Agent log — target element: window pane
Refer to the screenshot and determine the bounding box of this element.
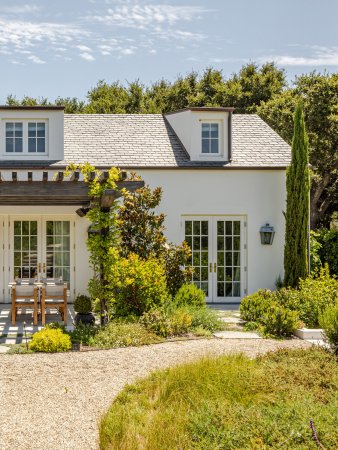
[225,221,232,235]
[233,252,240,266]
[201,236,208,250]
[201,123,210,138]
[37,123,45,137]
[233,221,240,235]
[62,221,70,234]
[193,251,200,266]
[6,123,14,136]
[37,138,45,153]
[210,139,219,153]
[14,236,21,250]
[15,122,22,137]
[28,138,36,152]
[6,138,13,152]
[202,139,209,153]
[185,221,192,235]
[201,221,208,235]
[210,123,219,138]
[193,221,200,235]
[15,138,23,152]
[201,251,208,266]
[217,221,224,235]
[234,236,240,251]
[225,283,232,297]
[28,123,36,137]
[233,283,240,297]
[217,251,224,266]
[226,267,232,282]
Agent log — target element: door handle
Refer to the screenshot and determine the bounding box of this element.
[214,262,217,272]
[38,263,41,273]
[209,262,212,273]
[43,263,46,273]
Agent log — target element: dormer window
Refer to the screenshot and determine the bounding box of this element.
[28,122,46,153]
[4,120,47,154]
[6,123,23,153]
[202,123,219,154]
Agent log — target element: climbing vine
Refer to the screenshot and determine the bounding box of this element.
[66,163,122,324]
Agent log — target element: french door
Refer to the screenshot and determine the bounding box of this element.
[184,216,246,303]
[10,216,74,294]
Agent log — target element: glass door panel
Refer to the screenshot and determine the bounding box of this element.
[215,219,242,302]
[184,219,210,299]
[45,220,71,287]
[13,220,38,279]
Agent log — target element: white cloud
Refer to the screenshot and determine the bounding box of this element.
[76,44,92,52]
[80,52,95,61]
[27,54,46,64]
[261,46,338,66]
[120,48,134,55]
[0,4,40,14]
[87,4,209,29]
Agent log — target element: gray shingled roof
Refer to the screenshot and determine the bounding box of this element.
[0,114,291,169]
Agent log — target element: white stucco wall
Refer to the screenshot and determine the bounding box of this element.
[0,169,286,303]
[136,169,286,295]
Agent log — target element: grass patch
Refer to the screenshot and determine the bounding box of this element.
[100,348,338,449]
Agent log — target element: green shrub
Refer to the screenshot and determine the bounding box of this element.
[6,344,33,354]
[69,323,99,345]
[239,289,273,322]
[141,305,223,337]
[74,294,92,314]
[174,284,205,308]
[140,307,192,337]
[319,303,338,354]
[261,304,299,337]
[277,266,338,327]
[89,322,163,349]
[162,242,193,297]
[108,251,168,316]
[29,328,72,353]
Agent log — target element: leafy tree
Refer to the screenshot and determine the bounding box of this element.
[118,185,192,296]
[85,80,129,113]
[284,104,310,287]
[118,186,166,258]
[258,72,338,227]
[55,96,86,113]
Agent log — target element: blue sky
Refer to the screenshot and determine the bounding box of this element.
[0,0,337,102]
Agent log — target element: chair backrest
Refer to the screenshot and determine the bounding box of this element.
[42,277,63,285]
[15,278,36,285]
[14,283,36,297]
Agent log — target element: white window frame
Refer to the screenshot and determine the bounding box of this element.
[1,119,49,157]
[200,120,222,157]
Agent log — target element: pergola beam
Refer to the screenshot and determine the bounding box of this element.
[0,180,144,205]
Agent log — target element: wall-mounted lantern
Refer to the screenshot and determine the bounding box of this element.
[260,223,275,245]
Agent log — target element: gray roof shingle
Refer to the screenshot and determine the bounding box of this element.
[0,113,291,169]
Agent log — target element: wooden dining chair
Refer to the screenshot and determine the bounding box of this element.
[41,281,68,326]
[11,279,38,326]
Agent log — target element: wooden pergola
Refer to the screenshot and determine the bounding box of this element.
[0,171,144,209]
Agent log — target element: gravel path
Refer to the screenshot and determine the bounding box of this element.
[0,338,311,450]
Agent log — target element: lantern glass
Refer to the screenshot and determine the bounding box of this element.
[260,224,275,245]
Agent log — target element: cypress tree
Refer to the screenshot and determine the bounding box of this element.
[284,104,310,287]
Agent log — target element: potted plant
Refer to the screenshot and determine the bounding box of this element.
[74,294,95,326]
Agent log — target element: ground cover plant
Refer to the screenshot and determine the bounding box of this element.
[319,302,338,354]
[99,348,338,450]
[89,321,163,349]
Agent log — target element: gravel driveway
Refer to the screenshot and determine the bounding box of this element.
[0,338,311,450]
